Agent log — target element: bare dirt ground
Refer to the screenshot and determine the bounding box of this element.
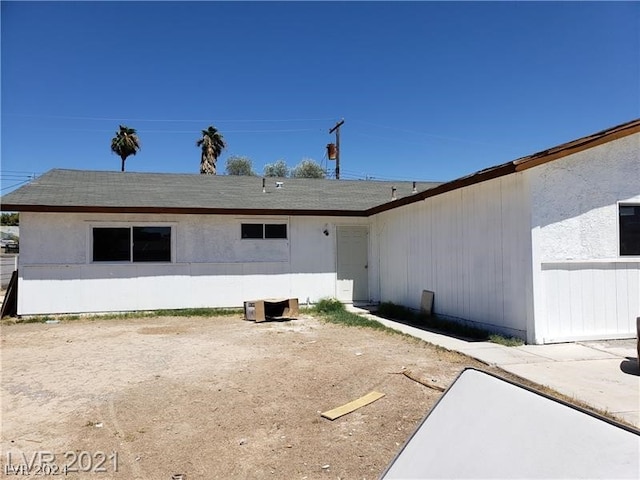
[2,313,506,479]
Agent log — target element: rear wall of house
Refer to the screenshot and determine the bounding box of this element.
[16,213,368,315]
[370,173,533,340]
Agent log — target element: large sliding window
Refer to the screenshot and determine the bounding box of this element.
[92,226,172,262]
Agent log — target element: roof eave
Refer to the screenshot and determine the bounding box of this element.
[367,162,516,215]
[369,118,640,215]
[2,204,370,217]
[513,118,640,172]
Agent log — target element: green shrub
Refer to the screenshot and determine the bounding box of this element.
[312,298,397,333]
[314,298,345,314]
[488,334,524,346]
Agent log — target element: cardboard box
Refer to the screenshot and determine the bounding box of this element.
[244,298,299,322]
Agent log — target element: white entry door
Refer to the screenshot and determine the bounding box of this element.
[336,226,369,302]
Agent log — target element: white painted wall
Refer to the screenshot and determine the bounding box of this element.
[17,212,367,315]
[528,133,640,342]
[371,174,533,338]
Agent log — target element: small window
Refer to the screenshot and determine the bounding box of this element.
[133,227,171,262]
[265,224,287,239]
[241,224,264,239]
[93,228,130,261]
[241,223,287,239]
[620,205,640,256]
[92,226,172,262]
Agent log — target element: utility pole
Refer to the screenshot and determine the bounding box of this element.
[329,119,344,179]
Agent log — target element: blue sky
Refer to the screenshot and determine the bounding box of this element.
[2,1,638,194]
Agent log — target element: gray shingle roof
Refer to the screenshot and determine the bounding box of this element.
[1,169,441,215]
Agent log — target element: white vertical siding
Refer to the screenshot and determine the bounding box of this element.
[371,174,532,338]
[529,133,640,342]
[539,262,640,342]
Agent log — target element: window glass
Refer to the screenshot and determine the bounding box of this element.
[93,228,130,261]
[133,227,171,262]
[241,224,264,239]
[620,205,640,255]
[265,224,287,239]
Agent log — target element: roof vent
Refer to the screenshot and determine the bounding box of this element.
[275,181,284,189]
[262,178,266,193]
[412,181,417,194]
[391,186,397,200]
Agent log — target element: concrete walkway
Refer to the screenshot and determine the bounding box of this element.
[347,307,640,429]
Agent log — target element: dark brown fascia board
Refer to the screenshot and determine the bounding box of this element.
[1,204,370,217]
[513,118,640,172]
[366,162,516,216]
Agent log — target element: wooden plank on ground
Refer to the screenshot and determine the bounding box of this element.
[321,391,385,420]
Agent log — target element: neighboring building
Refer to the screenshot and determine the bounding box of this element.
[2,119,639,344]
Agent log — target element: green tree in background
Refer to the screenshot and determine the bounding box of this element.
[197,126,226,175]
[225,156,256,176]
[1,213,19,225]
[263,159,290,177]
[291,158,326,178]
[111,125,141,172]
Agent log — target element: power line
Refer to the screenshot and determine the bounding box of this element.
[13,127,323,135]
[6,113,336,124]
[1,179,32,192]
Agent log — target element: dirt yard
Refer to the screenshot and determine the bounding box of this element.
[2,313,499,479]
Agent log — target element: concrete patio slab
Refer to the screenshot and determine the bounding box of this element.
[580,339,638,359]
[516,343,622,361]
[501,358,639,425]
[458,345,553,365]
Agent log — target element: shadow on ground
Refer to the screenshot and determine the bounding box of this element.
[357,306,487,343]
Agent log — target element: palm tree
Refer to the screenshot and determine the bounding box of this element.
[197,126,226,175]
[111,125,140,172]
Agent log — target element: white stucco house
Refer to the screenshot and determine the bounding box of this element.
[2,118,639,344]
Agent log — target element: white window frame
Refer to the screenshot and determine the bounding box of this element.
[618,203,640,257]
[240,221,289,240]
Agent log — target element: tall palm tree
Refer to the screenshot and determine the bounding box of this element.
[111,125,141,172]
[197,126,226,175]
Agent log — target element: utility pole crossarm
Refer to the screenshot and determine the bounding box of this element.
[329,119,345,134]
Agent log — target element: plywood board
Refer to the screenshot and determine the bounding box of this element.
[420,290,434,315]
[321,391,385,420]
[381,368,640,479]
